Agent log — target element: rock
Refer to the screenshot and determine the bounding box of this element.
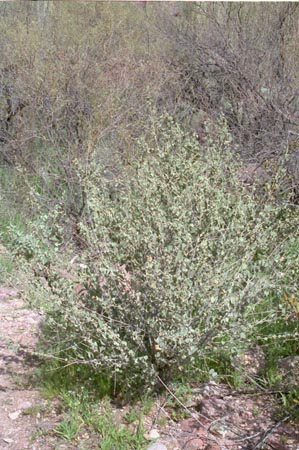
[3,438,14,444]
[185,397,202,408]
[204,445,220,450]
[180,418,198,433]
[18,401,32,410]
[146,442,168,450]
[200,398,217,418]
[144,429,160,440]
[8,410,21,420]
[182,438,204,450]
[201,382,223,398]
[27,317,37,324]
[232,345,266,377]
[38,421,56,432]
[209,420,229,437]
[277,356,299,387]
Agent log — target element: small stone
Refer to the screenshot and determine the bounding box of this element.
[146,442,168,450]
[180,418,198,433]
[278,356,299,388]
[144,429,160,440]
[186,395,203,408]
[232,345,266,377]
[27,317,37,324]
[18,401,32,410]
[3,438,14,444]
[204,445,219,450]
[38,421,55,432]
[209,420,229,437]
[183,438,204,450]
[8,410,21,420]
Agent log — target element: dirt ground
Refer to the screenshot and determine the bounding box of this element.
[0,286,65,450]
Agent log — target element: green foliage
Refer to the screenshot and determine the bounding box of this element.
[163,3,299,196]
[1,5,298,432]
[0,2,175,225]
[280,390,299,420]
[55,389,146,448]
[37,360,113,401]
[5,224,39,260]
[55,413,83,441]
[0,253,14,283]
[164,383,192,421]
[36,361,146,448]
[95,405,145,450]
[263,366,283,387]
[37,116,299,394]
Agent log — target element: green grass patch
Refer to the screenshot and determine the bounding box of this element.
[0,253,14,283]
[34,360,150,448]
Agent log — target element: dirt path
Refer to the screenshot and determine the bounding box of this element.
[0,286,61,450]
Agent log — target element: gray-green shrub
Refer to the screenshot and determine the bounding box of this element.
[39,116,299,393]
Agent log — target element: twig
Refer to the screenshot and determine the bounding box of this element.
[230,389,288,397]
[233,431,262,443]
[252,412,292,450]
[156,375,208,425]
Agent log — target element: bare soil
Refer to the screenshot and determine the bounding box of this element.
[153,383,299,450]
[0,286,63,450]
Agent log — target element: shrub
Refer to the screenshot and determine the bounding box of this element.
[38,116,299,394]
[0,2,178,225]
[159,3,299,200]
